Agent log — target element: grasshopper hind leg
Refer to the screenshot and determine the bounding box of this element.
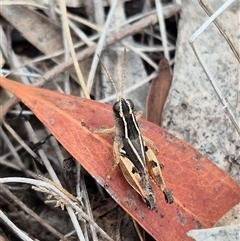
[147,158,174,204]
[143,136,174,204]
[148,159,174,204]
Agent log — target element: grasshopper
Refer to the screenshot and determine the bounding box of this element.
[84,49,173,209]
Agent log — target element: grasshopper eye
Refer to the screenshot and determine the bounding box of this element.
[113,101,120,112]
[126,99,134,109]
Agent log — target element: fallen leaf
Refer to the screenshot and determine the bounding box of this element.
[1,77,240,241]
[146,58,172,125]
[0,5,77,63]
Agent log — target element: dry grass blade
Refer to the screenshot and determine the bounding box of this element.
[58,1,89,98]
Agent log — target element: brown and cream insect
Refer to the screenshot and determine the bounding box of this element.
[84,49,173,209]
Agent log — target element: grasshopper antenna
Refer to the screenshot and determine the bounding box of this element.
[97,54,119,100]
[121,48,127,99]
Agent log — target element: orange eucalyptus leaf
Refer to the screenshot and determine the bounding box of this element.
[1,76,239,241]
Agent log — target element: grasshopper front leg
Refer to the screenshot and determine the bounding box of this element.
[81,122,118,185]
[81,121,115,135]
[143,136,174,204]
[104,140,121,187]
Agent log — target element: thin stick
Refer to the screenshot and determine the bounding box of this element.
[3,121,43,165]
[0,210,33,241]
[189,0,236,43]
[198,0,239,63]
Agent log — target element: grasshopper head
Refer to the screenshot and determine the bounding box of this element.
[113,98,134,118]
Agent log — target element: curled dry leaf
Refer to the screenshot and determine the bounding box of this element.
[1,77,240,241]
[146,58,172,126]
